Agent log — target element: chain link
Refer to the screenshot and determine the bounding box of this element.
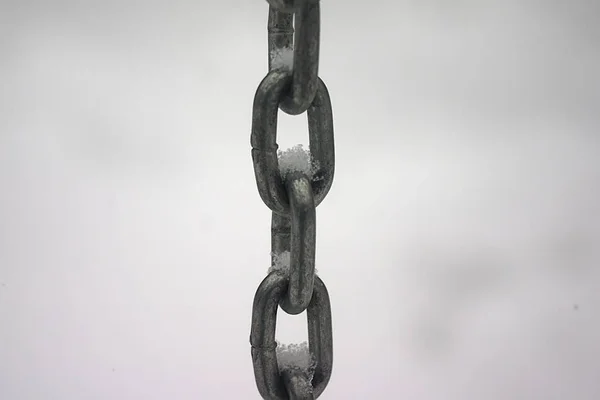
[251,274,333,399]
[267,1,320,115]
[251,71,335,215]
[250,0,334,398]
[280,172,316,315]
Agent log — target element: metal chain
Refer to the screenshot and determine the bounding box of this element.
[250,1,335,399]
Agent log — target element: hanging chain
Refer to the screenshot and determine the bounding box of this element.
[250,1,335,399]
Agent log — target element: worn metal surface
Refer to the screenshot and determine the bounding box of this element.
[267,1,320,116]
[266,0,297,13]
[250,0,335,398]
[267,7,294,71]
[279,171,316,315]
[251,71,335,215]
[250,274,333,399]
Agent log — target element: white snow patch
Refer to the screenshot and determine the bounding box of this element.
[276,341,316,379]
[270,46,294,71]
[269,251,291,275]
[278,144,320,180]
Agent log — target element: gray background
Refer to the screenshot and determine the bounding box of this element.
[1,1,599,399]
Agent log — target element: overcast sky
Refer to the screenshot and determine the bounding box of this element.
[1,1,599,399]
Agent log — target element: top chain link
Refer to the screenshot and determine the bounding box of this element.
[267,0,320,115]
[250,1,334,398]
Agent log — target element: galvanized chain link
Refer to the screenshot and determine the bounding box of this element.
[267,0,320,115]
[250,1,335,398]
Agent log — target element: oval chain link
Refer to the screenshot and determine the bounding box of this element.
[267,1,320,115]
[280,171,316,315]
[250,1,334,398]
[251,70,334,215]
[250,273,333,399]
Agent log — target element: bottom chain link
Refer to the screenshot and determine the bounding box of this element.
[250,273,333,399]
